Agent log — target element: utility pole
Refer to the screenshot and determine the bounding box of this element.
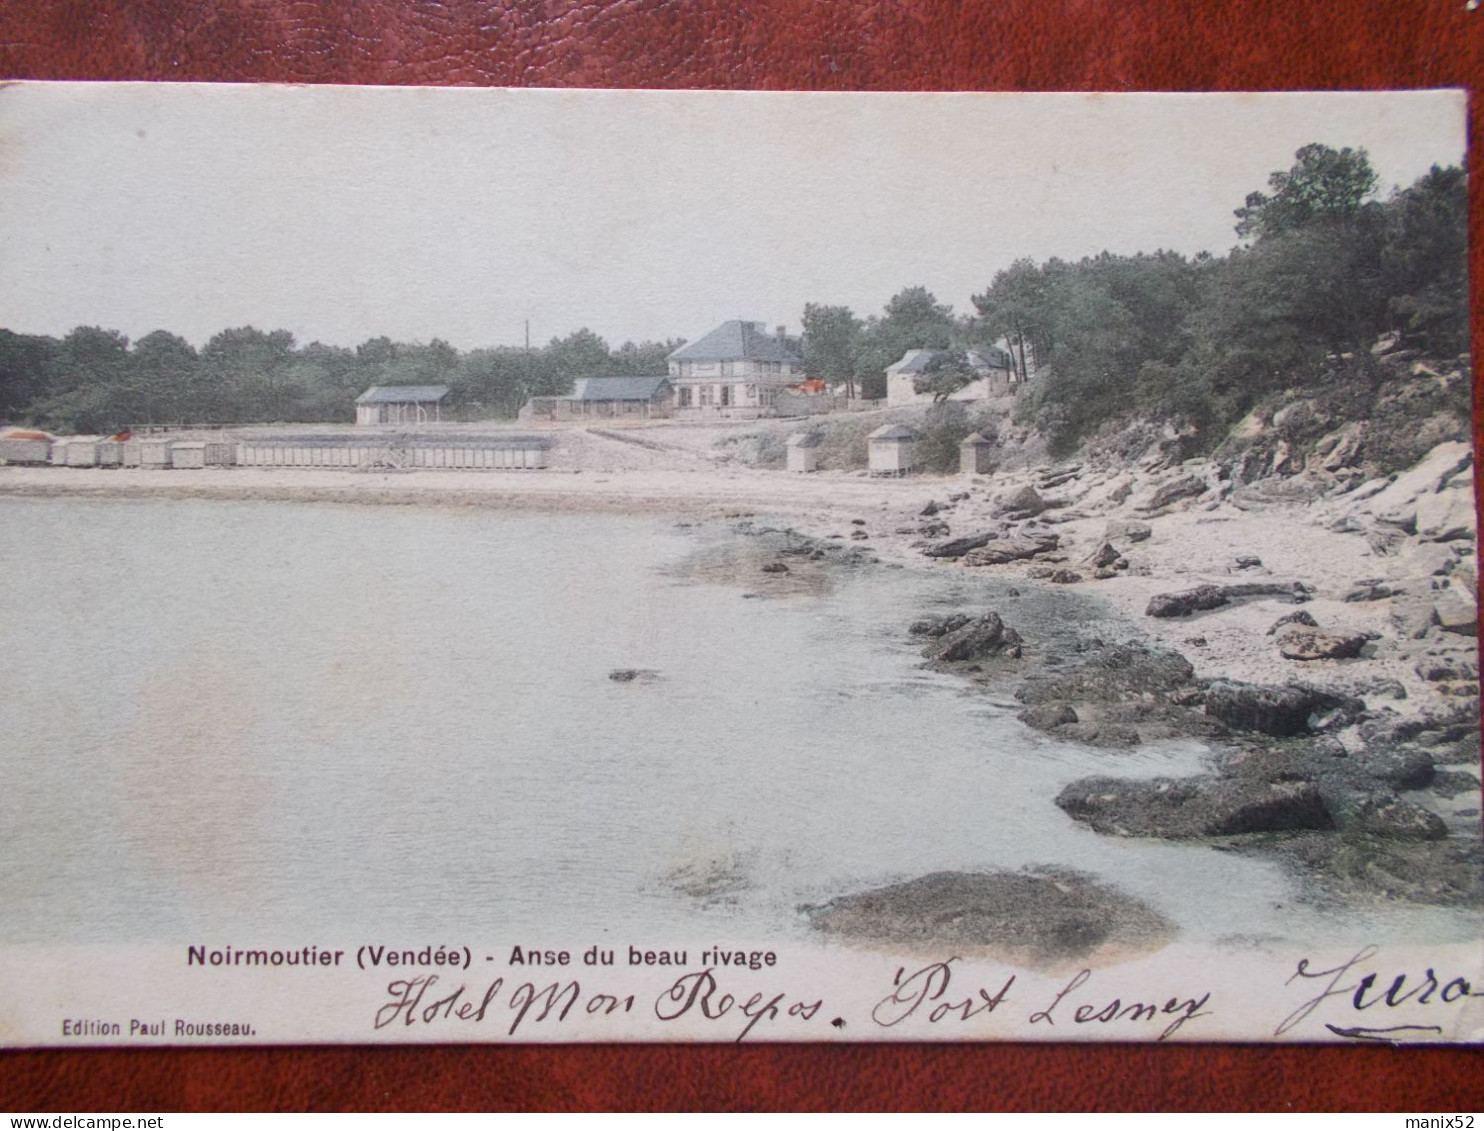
[525,319,530,350]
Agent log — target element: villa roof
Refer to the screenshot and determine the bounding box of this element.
[668,321,801,364]
[355,385,451,405]
[886,349,939,375]
[888,347,1014,375]
[570,376,671,401]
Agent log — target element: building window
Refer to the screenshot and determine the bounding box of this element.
[720,385,731,407]
[678,387,692,407]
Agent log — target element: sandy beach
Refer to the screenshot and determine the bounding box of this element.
[3,420,1476,714]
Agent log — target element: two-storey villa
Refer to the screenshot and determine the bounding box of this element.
[667,321,803,418]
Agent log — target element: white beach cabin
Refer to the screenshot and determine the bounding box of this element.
[960,431,995,475]
[170,441,207,469]
[868,424,918,476]
[786,431,824,473]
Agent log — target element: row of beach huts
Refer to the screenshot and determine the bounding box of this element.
[0,430,553,471]
[1,424,991,476]
[788,425,996,476]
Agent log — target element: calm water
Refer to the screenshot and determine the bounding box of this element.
[0,497,1474,947]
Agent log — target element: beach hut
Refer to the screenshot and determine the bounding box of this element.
[95,439,124,467]
[203,441,236,467]
[0,429,54,464]
[959,431,995,476]
[64,437,102,467]
[786,432,823,473]
[170,441,207,469]
[139,439,174,468]
[867,424,917,476]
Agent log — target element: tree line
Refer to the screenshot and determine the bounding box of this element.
[0,324,679,433]
[1,145,1465,450]
[801,145,1465,453]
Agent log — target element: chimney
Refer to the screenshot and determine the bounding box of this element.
[775,325,787,344]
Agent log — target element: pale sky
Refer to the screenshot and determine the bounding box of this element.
[0,84,1465,351]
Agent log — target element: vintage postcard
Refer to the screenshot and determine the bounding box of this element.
[0,83,1478,1045]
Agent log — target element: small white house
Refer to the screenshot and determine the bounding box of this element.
[868,424,917,476]
[786,432,823,473]
[885,346,1018,407]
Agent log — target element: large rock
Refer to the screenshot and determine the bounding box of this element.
[805,868,1172,961]
[1204,681,1364,737]
[1141,475,1207,511]
[1018,703,1078,731]
[1055,776,1333,837]
[998,484,1047,517]
[1104,519,1152,543]
[1416,655,1479,682]
[908,613,971,638]
[1267,609,1318,635]
[1060,722,1143,748]
[1415,483,1476,543]
[1277,627,1368,661]
[1432,590,1478,636]
[923,532,998,559]
[1338,793,1449,841]
[963,535,1060,566]
[1017,644,1195,706]
[1405,542,1459,578]
[1360,748,1435,791]
[921,612,1023,663]
[1147,581,1310,617]
[1146,585,1229,618]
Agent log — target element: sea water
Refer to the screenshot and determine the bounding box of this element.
[0,496,1474,948]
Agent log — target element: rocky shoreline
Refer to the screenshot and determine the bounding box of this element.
[724,441,1482,944]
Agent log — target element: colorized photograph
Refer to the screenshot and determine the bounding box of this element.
[0,84,1476,1044]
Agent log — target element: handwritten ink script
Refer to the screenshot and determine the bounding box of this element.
[368,957,1217,1042]
[1278,946,1484,1041]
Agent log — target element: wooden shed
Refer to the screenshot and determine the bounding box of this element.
[0,430,54,464]
[867,424,917,476]
[959,431,995,475]
[355,385,449,426]
[203,441,236,467]
[64,437,102,467]
[170,441,207,469]
[139,439,174,468]
[786,431,823,473]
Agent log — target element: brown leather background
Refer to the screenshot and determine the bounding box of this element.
[2,0,1483,1113]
